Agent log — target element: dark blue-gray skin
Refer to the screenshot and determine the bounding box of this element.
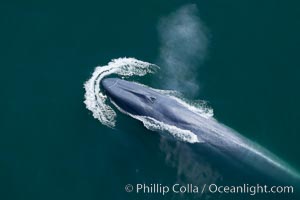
[101,78,300,188]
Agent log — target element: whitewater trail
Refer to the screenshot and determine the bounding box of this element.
[84,58,158,127]
[83,57,213,143]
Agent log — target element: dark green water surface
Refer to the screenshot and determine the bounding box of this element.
[1,1,300,199]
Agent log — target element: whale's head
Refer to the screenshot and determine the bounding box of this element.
[101,78,161,117]
[101,78,200,128]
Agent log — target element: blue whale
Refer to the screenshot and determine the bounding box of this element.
[101,77,300,187]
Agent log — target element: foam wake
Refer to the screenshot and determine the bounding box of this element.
[84,58,157,127]
[84,57,214,143]
[110,99,201,143]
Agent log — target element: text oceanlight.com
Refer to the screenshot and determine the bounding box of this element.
[124,183,294,195]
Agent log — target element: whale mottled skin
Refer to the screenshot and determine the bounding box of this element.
[101,78,300,187]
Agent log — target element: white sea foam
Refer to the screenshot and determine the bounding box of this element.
[83,57,157,127]
[110,99,201,143]
[133,82,214,118]
[83,57,213,143]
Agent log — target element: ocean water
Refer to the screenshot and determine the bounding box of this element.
[1,1,300,200]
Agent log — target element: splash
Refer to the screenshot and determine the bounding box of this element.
[83,57,213,143]
[83,57,157,127]
[110,99,201,143]
[133,81,214,118]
